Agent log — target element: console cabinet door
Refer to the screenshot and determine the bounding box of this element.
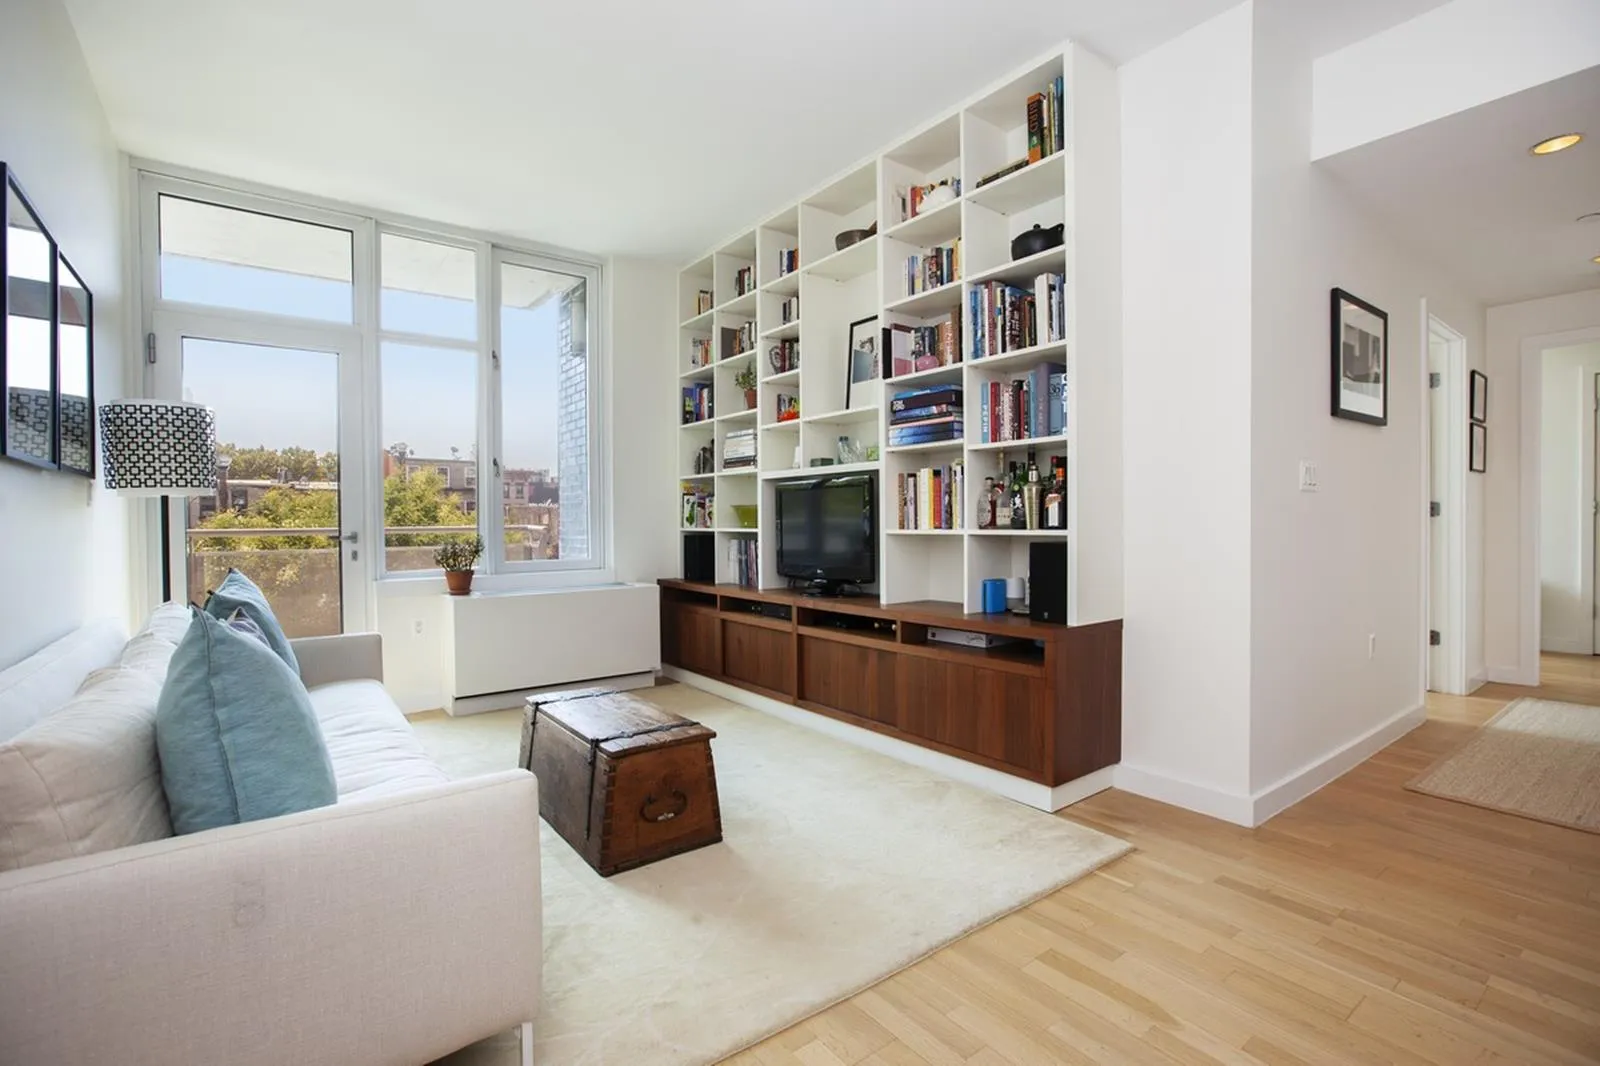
[797,636,898,726]
[897,658,1047,775]
[662,603,720,676]
[721,619,794,696]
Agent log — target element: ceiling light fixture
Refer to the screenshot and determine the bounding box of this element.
[1530,133,1583,155]
[1593,255,1600,265]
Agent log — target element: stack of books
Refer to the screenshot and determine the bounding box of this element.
[977,362,1066,444]
[889,385,963,447]
[695,290,713,315]
[720,322,756,358]
[970,273,1063,359]
[896,461,965,531]
[1027,76,1065,162]
[769,338,797,373]
[682,382,713,424]
[722,428,757,469]
[896,180,961,222]
[780,294,799,323]
[689,336,713,369]
[728,536,757,588]
[776,248,798,277]
[904,240,960,297]
[680,484,714,529]
[733,265,755,296]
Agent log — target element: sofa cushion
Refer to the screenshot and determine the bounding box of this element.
[203,569,299,675]
[0,619,125,743]
[308,679,449,802]
[0,664,172,872]
[156,610,336,835]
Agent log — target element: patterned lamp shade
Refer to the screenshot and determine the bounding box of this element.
[97,400,218,497]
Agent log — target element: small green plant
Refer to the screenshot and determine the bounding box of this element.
[734,363,758,391]
[434,536,484,572]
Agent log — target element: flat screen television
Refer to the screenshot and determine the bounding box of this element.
[774,474,876,596]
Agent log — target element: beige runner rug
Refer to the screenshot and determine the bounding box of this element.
[1406,698,1600,833]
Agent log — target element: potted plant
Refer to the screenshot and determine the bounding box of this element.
[435,536,485,595]
[734,363,758,409]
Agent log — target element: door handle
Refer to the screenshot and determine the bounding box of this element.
[341,531,358,543]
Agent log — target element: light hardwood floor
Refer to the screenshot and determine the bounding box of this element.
[726,656,1600,1066]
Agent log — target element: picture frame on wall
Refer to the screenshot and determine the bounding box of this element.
[1330,288,1387,426]
[1470,370,1487,424]
[844,315,880,409]
[1469,421,1486,473]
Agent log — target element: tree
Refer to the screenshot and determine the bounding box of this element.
[217,442,336,481]
[383,469,473,546]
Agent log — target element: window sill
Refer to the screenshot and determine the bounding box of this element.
[376,568,618,598]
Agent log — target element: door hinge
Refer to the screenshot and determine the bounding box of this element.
[491,349,500,369]
[1429,501,1441,517]
[1428,372,1441,388]
[1429,630,1441,646]
[145,332,157,365]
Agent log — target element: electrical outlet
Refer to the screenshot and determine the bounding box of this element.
[413,619,424,636]
[1368,633,1376,659]
[1299,460,1318,492]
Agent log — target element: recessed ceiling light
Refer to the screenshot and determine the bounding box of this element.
[1531,133,1582,155]
[1593,254,1600,265]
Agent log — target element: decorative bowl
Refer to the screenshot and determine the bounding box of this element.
[730,504,758,529]
[834,221,878,251]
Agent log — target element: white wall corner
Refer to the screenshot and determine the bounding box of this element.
[1466,670,1486,693]
[1248,703,1426,825]
[1109,764,1256,828]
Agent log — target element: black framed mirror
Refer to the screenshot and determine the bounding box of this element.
[57,252,93,476]
[3,164,59,469]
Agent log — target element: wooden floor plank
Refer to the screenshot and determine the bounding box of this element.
[732,655,1600,1065]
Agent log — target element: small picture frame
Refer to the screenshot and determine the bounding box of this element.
[1469,370,1487,424]
[845,315,880,409]
[1469,422,1486,473]
[1330,288,1387,426]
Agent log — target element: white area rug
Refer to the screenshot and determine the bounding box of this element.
[412,682,1129,1066]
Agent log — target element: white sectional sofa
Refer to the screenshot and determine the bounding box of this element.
[0,606,541,1066]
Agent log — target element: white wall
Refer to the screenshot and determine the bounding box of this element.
[1247,0,1486,807]
[1538,342,1600,653]
[1311,0,1600,160]
[376,255,677,711]
[1118,3,1256,815]
[1484,288,1600,682]
[0,0,131,669]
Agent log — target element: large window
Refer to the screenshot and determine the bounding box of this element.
[141,173,608,609]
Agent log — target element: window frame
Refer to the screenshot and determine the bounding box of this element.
[135,165,612,604]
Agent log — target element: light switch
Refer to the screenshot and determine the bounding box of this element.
[1299,461,1318,492]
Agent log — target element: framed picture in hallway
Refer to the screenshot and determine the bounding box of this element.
[1330,288,1387,426]
[1470,370,1487,423]
[1470,422,1486,473]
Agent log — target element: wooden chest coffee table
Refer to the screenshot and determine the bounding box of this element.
[520,690,722,876]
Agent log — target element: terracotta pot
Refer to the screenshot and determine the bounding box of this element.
[744,388,757,408]
[445,570,474,596]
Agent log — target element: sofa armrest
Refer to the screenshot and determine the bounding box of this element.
[292,632,383,686]
[0,771,540,1066]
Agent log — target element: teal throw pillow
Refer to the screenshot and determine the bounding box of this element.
[156,608,337,835]
[204,568,299,675]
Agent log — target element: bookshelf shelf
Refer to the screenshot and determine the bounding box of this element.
[759,320,801,341]
[675,43,1120,626]
[885,279,964,317]
[968,151,1066,215]
[679,472,715,480]
[681,419,714,431]
[966,246,1068,288]
[801,238,877,282]
[969,432,1070,453]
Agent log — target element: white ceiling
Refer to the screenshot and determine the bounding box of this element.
[62,0,1264,259]
[1319,64,1600,306]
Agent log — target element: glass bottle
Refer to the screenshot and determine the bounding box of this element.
[1025,451,1042,530]
[1043,456,1065,529]
[979,476,996,528]
[1009,462,1026,529]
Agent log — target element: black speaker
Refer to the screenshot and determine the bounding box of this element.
[683,532,715,583]
[1028,541,1069,624]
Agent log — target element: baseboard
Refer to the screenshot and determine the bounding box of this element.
[1541,637,1589,655]
[445,671,656,716]
[1466,671,1486,694]
[1110,765,1254,827]
[1486,665,1535,686]
[664,666,1110,813]
[1247,703,1426,825]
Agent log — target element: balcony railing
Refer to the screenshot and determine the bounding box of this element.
[184,524,549,639]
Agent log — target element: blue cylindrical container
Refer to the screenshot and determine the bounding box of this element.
[982,578,1007,614]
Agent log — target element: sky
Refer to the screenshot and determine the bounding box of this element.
[167,254,563,469]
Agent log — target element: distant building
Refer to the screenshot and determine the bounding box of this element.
[556,285,588,560]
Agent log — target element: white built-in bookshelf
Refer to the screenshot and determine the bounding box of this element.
[675,44,1121,625]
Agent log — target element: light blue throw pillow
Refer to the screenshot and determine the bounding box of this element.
[156,608,337,835]
[204,568,299,675]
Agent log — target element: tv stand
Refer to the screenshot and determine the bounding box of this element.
[658,579,1121,789]
[797,580,863,598]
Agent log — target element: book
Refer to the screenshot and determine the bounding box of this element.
[890,403,961,425]
[895,460,965,529]
[1027,93,1045,163]
[891,386,962,412]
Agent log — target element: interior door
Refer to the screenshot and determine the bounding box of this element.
[1427,336,1447,691]
[151,310,369,635]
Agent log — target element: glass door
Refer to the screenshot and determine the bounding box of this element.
[152,310,369,636]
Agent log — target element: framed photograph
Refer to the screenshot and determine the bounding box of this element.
[1330,288,1387,426]
[845,315,880,409]
[1470,370,1487,424]
[886,323,915,378]
[1469,422,1486,473]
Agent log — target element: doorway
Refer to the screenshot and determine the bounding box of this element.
[1534,342,1600,656]
[1425,312,1468,694]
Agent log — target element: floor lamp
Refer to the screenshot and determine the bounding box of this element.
[98,400,218,603]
